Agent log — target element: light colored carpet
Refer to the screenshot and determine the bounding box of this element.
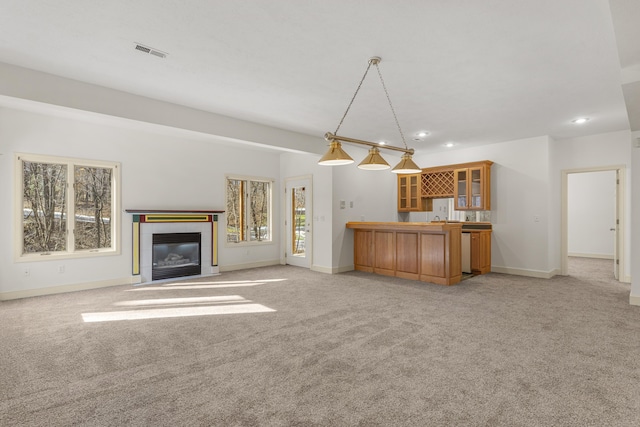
[1,258,638,426]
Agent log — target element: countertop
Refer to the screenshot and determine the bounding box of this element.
[429,221,492,230]
[346,221,463,232]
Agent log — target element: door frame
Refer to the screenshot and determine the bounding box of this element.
[283,175,313,268]
[560,165,626,280]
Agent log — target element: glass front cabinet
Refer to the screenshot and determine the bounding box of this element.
[398,173,429,212]
[454,161,493,210]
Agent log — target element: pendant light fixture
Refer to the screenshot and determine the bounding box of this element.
[318,57,422,174]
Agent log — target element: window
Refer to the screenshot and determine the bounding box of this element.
[16,153,120,260]
[226,175,272,244]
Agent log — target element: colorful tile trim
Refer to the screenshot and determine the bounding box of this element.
[130,214,218,276]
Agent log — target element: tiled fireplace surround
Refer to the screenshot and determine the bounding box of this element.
[127,211,223,283]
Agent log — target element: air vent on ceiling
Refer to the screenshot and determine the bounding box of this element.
[134,43,167,59]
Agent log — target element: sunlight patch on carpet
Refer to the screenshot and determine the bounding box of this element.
[114,295,248,307]
[82,304,275,322]
[163,279,287,286]
[127,278,287,292]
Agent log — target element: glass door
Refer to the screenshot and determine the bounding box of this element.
[454,169,468,209]
[470,167,483,209]
[285,176,312,268]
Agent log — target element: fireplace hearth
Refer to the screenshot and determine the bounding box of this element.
[152,232,201,281]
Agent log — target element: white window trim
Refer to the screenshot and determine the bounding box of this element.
[14,152,121,262]
[224,174,274,247]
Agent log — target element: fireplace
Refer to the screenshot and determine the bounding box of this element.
[126,210,222,283]
[152,232,201,281]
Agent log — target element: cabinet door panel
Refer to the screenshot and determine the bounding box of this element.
[420,233,446,277]
[398,176,408,211]
[354,230,373,269]
[409,175,419,209]
[374,231,395,271]
[454,169,468,210]
[470,167,483,208]
[396,232,419,274]
[470,232,480,271]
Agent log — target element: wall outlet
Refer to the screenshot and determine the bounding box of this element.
[58,265,65,273]
[23,268,30,277]
[534,215,540,222]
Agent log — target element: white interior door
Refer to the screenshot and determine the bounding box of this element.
[285,176,312,268]
[613,170,619,280]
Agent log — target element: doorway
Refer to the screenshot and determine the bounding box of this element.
[285,176,312,268]
[561,166,625,281]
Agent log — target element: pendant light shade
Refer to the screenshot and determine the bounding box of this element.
[358,147,390,170]
[318,140,354,165]
[391,153,422,174]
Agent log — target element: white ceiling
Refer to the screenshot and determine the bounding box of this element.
[1,0,638,153]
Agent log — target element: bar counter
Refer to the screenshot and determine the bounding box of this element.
[346,222,462,285]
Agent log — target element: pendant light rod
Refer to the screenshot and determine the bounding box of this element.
[324,132,414,155]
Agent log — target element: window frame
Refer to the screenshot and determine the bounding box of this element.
[14,152,121,262]
[225,174,274,246]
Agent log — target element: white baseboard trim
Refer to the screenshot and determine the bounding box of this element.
[568,253,614,260]
[219,259,280,272]
[490,266,560,279]
[311,265,353,274]
[630,293,640,306]
[0,276,137,301]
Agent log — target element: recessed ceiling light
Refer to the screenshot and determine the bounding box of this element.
[443,142,455,148]
[572,117,590,124]
[417,131,429,138]
[378,141,386,145]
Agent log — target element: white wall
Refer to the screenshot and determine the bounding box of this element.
[332,145,400,271]
[280,151,333,272]
[0,62,324,156]
[567,171,616,258]
[414,136,555,277]
[0,107,287,296]
[631,131,640,305]
[551,130,632,281]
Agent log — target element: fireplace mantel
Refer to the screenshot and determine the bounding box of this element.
[125,209,225,214]
[126,210,224,283]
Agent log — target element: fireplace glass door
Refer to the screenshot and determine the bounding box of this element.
[152,232,201,280]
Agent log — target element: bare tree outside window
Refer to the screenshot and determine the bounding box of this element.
[226,179,243,243]
[226,176,271,243]
[74,166,112,249]
[18,154,119,258]
[250,181,269,241]
[292,186,306,255]
[22,161,68,253]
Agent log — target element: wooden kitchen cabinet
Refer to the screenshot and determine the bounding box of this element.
[398,174,430,212]
[454,161,493,210]
[347,221,463,285]
[470,230,491,274]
